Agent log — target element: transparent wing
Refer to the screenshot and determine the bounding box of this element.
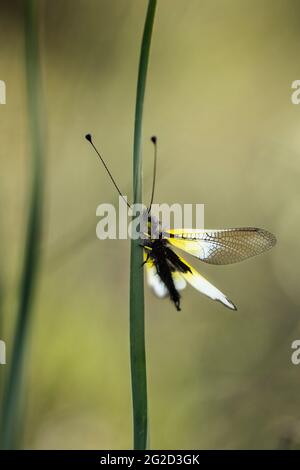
[177,256,237,310]
[165,227,276,265]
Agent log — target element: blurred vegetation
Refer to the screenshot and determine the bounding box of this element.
[0,0,45,449]
[0,0,300,449]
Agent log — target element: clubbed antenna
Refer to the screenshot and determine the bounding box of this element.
[148,135,157,213]
[85,134,131,208]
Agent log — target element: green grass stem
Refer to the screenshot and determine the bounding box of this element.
[129,0,157,451]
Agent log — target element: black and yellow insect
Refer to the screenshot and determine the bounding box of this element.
[86,133,276,312]
[142,221,276,311]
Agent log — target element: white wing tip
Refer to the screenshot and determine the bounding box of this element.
[221,296,238,311]
[215,293,237,310]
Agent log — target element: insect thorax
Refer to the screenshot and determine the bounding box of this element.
[141,211,162,241]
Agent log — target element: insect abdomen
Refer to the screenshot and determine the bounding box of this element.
[155,257,181,311]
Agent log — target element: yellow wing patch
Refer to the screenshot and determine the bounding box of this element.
[144,251,187,299]
[177,256,237,310]
[144,250,236,310]
[165,228,276,265]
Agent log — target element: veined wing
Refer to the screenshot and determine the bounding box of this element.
[177,256,237,310]
[164,228,276,265]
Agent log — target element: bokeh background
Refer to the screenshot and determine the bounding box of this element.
[1,0,300,449]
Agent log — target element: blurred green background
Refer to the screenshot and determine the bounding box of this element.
[1,0,300,449]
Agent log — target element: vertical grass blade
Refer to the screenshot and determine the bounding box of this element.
[0,0,44,449]
[130,0,157,450]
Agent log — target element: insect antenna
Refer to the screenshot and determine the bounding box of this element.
[85,133,131,209]
[147,135,157,214]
